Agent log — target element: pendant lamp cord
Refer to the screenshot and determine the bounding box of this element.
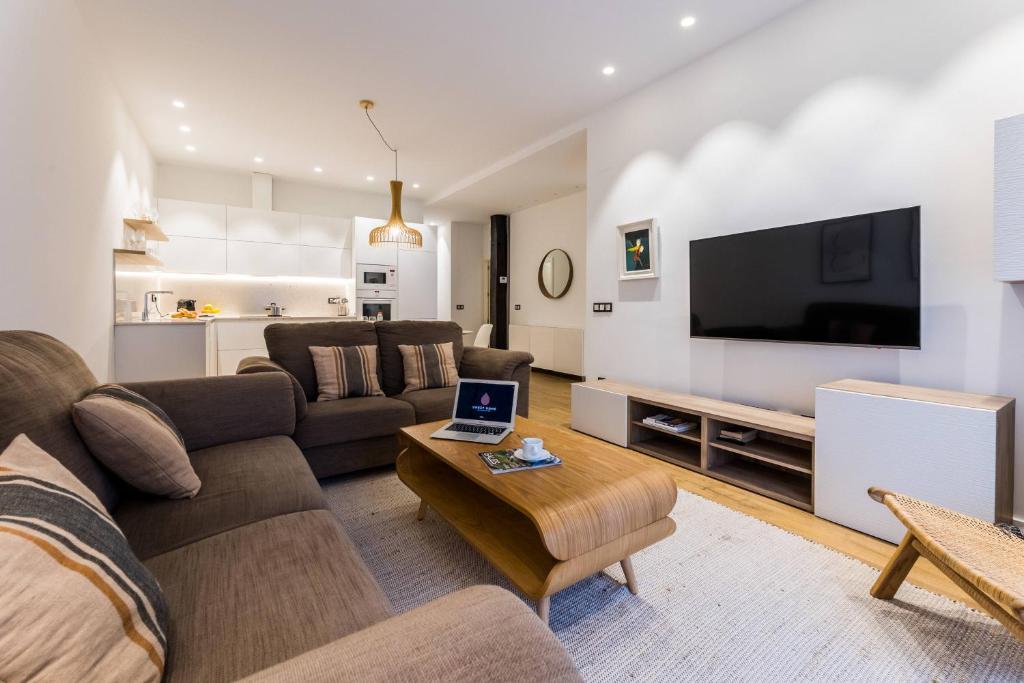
[364,107,399,180]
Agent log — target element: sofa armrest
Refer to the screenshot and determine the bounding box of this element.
[241,586,581,683]
[123,373,296,452]
[460,347,534,417]
[236,356,308,421]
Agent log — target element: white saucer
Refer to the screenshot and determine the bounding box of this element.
[514,448,551,463]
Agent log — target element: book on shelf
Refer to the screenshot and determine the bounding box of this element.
[478,450,563,475]
[642,414,698,434]
[719,426,758,443]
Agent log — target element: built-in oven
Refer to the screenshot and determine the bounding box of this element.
[356,289,397,321]
[356,263,398,292]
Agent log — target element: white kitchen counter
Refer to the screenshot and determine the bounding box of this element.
[115,315,357,326]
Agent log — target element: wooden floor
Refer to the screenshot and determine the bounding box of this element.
[528,370,976,608]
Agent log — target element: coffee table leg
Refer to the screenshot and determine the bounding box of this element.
[537,596,550,625]
[620,556,638,595]
[416,500,428,521]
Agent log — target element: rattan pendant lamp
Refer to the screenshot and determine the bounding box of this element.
[360,99,422,249]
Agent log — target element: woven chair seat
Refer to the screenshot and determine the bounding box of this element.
[870,487,1024,621]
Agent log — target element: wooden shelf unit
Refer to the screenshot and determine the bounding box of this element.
[588,381,816,512]
[123,218,169,242]
[113,248,163,267]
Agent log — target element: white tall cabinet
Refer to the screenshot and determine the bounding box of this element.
[509,324,583,376]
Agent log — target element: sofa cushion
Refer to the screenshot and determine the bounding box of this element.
[398,342,459,393]
[293,397,415,449]
[0,435,168,682]
[72,385,200,499]
[265,321,379,401]
[114,436,325,560]
[375,321,464,396]
[146,510,392,683]
[396,386,457,424]
[309,345,384,400]
[0,331,121,510]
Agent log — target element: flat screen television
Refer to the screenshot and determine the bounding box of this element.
[689,207,920,349]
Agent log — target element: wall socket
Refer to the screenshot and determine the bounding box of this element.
[328,297,341,304]
[593,302,613,313]
[514,304,521,310]
[456,304,465,310]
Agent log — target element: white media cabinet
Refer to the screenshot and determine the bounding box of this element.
[572,379,1014,539]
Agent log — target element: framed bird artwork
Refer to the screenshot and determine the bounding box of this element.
[617,218,659,280]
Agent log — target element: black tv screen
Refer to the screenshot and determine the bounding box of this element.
[689,207,920,348]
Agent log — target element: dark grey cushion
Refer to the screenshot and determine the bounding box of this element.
[265,322,379,401]
[0,331,120,510]
[115,435,325,560]
[396,386,457,424]
[375,321,464,396]
[293,397,415,449]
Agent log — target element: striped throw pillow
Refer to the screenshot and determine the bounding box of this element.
[309,345,384,400]
[73,384,200,499]
[0,434,169,682]
[398,342,459,393]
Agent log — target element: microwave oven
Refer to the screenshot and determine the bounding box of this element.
[356,263,397,291]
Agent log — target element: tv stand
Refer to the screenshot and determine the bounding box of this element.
[571,381,816,511]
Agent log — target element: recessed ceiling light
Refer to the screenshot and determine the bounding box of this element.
[412,183,420,189]
[680,16,696,28]
[313,166,323,173]
[185,144,196,152]
[178,124,191,133]
[172,99,186,109]
[253,156,264,163]
[366,175,374,181]
[602,65,616,76]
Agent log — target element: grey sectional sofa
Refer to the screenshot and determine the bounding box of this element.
[238,320,534,478]
[0,331,577,682]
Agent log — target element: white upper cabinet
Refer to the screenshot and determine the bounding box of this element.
[300,214,352,249]
[227,241,301,276]
[227,206,302,244]
[353,216,397,266]
[299,246,344,278]
[157,236,226,274]
[158,198,226,239]
[397,248,438,319]
[410,222,437,252]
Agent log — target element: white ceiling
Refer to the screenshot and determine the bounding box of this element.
[78,0,806,205]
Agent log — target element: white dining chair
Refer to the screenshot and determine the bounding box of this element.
[472,323,494,348]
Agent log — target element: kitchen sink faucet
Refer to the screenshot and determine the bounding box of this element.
[142,290,173,322]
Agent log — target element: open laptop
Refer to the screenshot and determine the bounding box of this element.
[431,378,519,444]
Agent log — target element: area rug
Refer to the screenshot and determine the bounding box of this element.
[321,469,1024,681]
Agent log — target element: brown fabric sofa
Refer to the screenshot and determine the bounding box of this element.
[0,331,578,683]
[238,320,534,478]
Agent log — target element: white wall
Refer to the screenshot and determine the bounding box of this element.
[157,163,425,221]
[583,0,1024,516]
[0,1,155,380]
[450,221,488,332]
[511,191,586,328]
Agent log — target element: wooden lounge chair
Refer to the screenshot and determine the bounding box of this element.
[869,487,1024,641]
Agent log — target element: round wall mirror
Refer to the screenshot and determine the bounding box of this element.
[538,248,574,299]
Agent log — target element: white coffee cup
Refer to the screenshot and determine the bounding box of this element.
[521,437,545,461]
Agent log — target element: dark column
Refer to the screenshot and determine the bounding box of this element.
[490,214,510,349]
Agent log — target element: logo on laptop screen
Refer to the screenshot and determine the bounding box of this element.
[480,393,490,406]
[472,391,497,413]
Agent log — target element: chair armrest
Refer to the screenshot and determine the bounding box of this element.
[236,356,308,421]
[123,373,296,452]
[460,347,534,417]
[241,586,581,683]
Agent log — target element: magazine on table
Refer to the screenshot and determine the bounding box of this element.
[478,449,562,474]
[642,413,698,434]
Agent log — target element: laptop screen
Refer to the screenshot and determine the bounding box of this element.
[454,381,516,424]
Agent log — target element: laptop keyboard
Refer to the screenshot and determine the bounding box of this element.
[446,423,507,436]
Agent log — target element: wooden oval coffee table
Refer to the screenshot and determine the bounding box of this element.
[397,417,678,624]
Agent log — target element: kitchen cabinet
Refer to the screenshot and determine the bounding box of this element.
[157,198,227,239]
[397,248,438,319]
[227,206,302,244]
[353,216,397,266]
[113,322,214,381]
[214,317,342,375]
[156,236,227,274]
[300,246,348,278]
[300,214,352,248]
[509,324,584,376]
[227,241,302,277]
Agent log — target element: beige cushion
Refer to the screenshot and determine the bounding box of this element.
[72,384,200,499]
[0,434,169,682]
[309,345,384,400]
[146,510,392,682]
[398,341,459,392]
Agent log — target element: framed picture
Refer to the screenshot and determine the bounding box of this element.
[618,218,659,280]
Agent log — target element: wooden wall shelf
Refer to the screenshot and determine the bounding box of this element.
[575,381,816,512]
[123,218,169,242]
[113,248,163,267]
